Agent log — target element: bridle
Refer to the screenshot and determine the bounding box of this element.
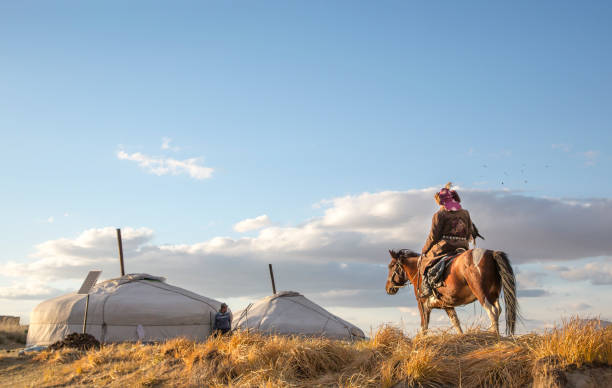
[389,259,410,290]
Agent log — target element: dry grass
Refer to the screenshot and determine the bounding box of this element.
[527,317,612,367]
[0,324,27,345]
[20,317,612,387]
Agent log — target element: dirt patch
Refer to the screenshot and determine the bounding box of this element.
[0,341,25,352]
[565,366,612,387]
[532,357,612,388]
[0,353,46,388]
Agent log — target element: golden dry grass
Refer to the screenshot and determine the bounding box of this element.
[527,318,612,367]
[18,317,612,387]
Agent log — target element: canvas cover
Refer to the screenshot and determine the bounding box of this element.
[27,274,226,346]
[232,291,365,341]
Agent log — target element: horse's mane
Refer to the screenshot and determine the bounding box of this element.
[389,249,419,261]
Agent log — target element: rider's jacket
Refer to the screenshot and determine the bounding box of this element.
[422,208,474,258]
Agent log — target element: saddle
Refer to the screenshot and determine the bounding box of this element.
[423,249,464,297]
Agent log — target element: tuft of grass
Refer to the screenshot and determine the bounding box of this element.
[528,317,612,367]
[20,317,611,388]
[461,342,531,387]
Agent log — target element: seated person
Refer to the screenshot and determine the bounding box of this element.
[420,183,474,298]
[212,303,232,336]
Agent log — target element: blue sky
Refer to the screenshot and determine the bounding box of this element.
[1,1,611,332]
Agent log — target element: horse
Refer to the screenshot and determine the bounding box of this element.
[385,248,518,335]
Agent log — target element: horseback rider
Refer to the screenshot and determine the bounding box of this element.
[419,183,475,298]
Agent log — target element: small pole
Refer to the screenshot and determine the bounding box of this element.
[117,228,125,276]
[268,264,277,294]
[82,294,90,334]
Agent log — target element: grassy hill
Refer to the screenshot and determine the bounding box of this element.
[1,317,610,387]
[0,324,27,349]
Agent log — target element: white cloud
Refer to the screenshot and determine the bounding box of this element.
[580,150,600,166]
[565,302,591,311]
[552,145,602,167]
[310,288,409,308]
[515,268,551,298]
[551,258,612,285]
[117,150,213,180]
[47,216,54,223]
[516,268,545,289]
[0,283,63,300]
[317,289,361,298]
[1,227,153,282]
[233,215,272,233]
[398,307,420,316]
[161,137,181,152]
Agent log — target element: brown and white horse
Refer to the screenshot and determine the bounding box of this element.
[385,249,518,335]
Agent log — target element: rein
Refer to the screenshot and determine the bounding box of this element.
[416,254,423,294]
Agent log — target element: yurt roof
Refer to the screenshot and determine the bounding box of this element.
[85,273,220,310]
[233,290,365,340]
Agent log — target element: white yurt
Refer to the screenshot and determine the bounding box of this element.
[27,274,226,346]
[232,291,365,341]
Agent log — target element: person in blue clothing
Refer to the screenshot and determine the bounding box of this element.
[212,303,232,336]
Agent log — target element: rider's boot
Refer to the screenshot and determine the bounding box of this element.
[418,282,432,298]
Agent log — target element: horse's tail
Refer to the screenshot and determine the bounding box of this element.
[492,251,518,336]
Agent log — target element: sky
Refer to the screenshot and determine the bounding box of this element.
[1,1,611,334]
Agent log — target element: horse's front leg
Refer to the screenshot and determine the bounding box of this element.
[420,302,432,334]
[444,307,463,334]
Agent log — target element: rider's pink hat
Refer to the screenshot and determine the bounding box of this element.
[436,183,462,211]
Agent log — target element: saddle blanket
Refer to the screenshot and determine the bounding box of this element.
[424,252,461,292]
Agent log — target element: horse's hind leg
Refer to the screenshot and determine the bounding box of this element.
[483,300,500,335]
[445,307,463,334]
[465,266,500,334]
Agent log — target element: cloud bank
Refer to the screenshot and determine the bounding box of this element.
[3,189,612,309]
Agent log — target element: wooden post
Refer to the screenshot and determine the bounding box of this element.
[82,294,90,334]
[117,228,125,276]
[268,264,277,294]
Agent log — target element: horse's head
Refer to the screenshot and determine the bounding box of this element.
[385,249,413,295]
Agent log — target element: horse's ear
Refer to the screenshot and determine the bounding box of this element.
[388,249,395,259]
